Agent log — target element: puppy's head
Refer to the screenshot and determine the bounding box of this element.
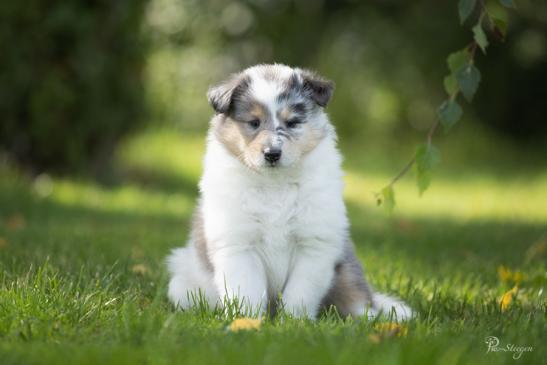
[207,64,334,171]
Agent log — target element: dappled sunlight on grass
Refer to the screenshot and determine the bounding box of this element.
[344,170,547,223]
[49,179,194,218]
[117,129,206,190]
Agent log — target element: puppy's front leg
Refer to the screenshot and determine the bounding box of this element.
[282,247,337,319]
[212,249,267,316]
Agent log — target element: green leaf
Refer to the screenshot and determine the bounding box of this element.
[416,169,432,195]
[492,17,508,41]
[447,50,469,73]
[381,186,395,213]
[415,144,441,195]
[416,144,441,171]
[473,23,489,53]
[437,100,463,131]
[499,0,514,8]
[456,64,481,102]
[443,74,458,96]
[459,0,477,24]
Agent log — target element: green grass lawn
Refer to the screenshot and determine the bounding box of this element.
[0,129,545,364]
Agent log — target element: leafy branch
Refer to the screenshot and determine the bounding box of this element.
[376,0,514,212]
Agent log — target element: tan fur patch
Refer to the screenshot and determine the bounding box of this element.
[297,123,327,156]
[249,103,269,123]
[215,118,245,159]
[278,107,292,122]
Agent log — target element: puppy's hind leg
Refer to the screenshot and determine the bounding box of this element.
[321,246,374,319]
[167,247,219,310]
[321,245,413,321]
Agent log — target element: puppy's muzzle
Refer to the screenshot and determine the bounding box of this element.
[263,147,282,164]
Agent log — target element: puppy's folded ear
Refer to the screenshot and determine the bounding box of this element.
[300,70,335,107]
[207,74,249,114]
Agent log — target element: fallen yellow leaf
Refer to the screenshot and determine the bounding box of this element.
[228,318,262,332]
[374,322,408,337]
[131,264,150,275]
[396,219,418,233]
[368,333,382,344]
[0,237,7,248]
[500,286,518,312]
[497,265,527,285]
[512,271,524,284]
[6,214,25,230]
[497,265,512,283]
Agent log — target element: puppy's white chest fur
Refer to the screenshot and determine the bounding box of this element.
[201,135,347,299]
[241,181,302,294]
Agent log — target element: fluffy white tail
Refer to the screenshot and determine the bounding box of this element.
[371,293,413,321]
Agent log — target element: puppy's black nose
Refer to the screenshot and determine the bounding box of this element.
[264,148,282,163]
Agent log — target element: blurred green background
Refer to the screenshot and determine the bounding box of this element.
[1,0,547,174]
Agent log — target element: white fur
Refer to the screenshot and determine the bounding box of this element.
[167,247,218,308]
[198,131,347,318]
[167,67,413,320]
[339,293,413,321]
[370,293,414,320]
[247,64,294,116]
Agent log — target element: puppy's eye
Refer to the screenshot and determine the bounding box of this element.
[286,119,302,129]
[247,119,260,129]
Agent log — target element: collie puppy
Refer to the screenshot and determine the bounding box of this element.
[167,64,412,320]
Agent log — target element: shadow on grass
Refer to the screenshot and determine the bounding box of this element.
[105,164,200,196]
[347,201,546,273]
[0,178,194,275]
